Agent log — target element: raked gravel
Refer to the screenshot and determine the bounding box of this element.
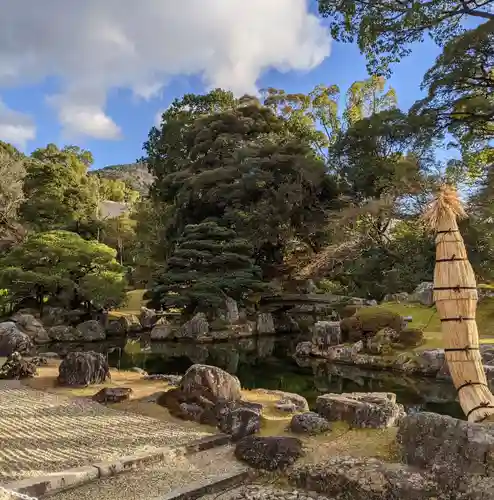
[50,445,247,500]
[0,386,210,481]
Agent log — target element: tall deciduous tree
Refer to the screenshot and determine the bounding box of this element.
[21,144,98,231]
[317,0,494,75]
[0,141,26,247]
[412,20,494,177]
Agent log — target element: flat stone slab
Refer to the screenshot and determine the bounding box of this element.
[0,385,211,482]
[316,392,405,429]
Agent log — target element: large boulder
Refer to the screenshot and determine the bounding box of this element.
[176,313,209,339]
[398,412,494,476]
[289,412,332,435]
[0,352,38,379]
[150,318,174,340]
[316,392,405,429]
[235,436,303,470]
[57,351,110,386]
[47,325,80,342]
[289,456,442,500]
[76,320,106,342]
[139,307,157,329]
[409,282,434,306]
[255,389,309,413]
[41,306,66,326]
[11,313,50,344]
[0,322,33,356]
[179,364,241,403]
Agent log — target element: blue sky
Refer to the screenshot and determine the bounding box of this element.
[0,1,444,170]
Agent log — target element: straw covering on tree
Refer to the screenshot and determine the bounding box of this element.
[423,185,494,422]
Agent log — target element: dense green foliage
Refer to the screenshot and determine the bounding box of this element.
[147,222,265,315]
[0,230,126,311]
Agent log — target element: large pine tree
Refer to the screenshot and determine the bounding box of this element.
[148,221,265,316]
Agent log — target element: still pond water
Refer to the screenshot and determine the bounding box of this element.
[39,333,464,419]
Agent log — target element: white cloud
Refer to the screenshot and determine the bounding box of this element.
[0,100,36,148]
[0,0,331,140]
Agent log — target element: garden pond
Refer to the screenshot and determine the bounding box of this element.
[37,333,464,419]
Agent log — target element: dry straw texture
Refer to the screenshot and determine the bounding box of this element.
[423,185,494,422]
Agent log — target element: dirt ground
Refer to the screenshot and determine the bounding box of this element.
[18,360,398,465]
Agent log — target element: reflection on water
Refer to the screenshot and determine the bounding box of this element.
[39,333,464,419]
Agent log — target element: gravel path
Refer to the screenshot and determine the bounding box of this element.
[0,386,211,482]
[50,445,247,500]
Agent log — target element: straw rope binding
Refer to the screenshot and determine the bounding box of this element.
[422,185,494,423]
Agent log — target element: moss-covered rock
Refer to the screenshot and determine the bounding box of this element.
[398,328,425,348]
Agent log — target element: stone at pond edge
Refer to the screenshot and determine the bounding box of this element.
[139,306,157,329]
[150,318,174,340]
[76,320,106,341]
[398,412,494,476]
[92,387,133,404]
[47,325,79,342]
[316,392,405,429]
[57,351,110,387]
[311,321,341,348]
[256,312,275,334]
[11,313,50,344]
[179,364,241,403]
[235,436,303,470]
[176,312,209,339]
[0,352,37,379]
[0,322,33,356]
[289,412,332,435]
[143,373,181,385]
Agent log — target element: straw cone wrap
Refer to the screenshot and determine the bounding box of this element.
[424,185,494,422]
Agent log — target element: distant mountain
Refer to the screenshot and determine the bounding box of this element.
[90,162,154,195]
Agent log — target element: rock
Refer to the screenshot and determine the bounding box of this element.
[294,341,312,357]
[316,392,405,429]
[41,306,66,326]
[31,356,48,366]
[397,412,494,476]
[177,313,209,339]
[416,349,446,375]
[227,485,334,500]
[47,325,80,342]
[289,412,332,435]
[311,321,341,348]
[150,318,174,340]
[141,391,166,403]
[76,320,106,341]
[367,327,398,355]
[217,404,261,440]
[383,292,410,303]
[143,373,182,385]
[235,436,303,470]
[179,364,241,403]
[410,282,434,306]
[92,387,133,404]
[255,389,309,412]
[256,313,275,334]
[11,313,50,344]
[0,322,33,356]
[225,297,240,324]
[0,352,37,379]
[288,456,441,500]
[57,351,110,387]
[139,307,157,329]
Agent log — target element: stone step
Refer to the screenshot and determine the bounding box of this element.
[49,445,249,500]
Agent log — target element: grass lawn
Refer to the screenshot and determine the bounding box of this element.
[372,299,494,350]
[109,289,148,319]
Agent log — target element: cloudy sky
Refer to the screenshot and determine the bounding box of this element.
[0,0,441,169]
